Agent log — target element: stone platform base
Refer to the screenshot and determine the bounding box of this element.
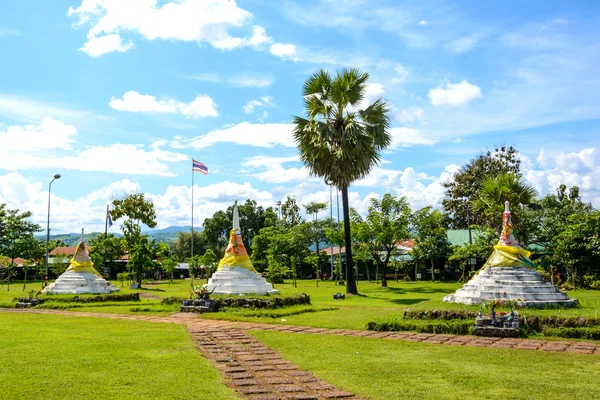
[473,326,521,338]
[443,266,577,308]
[43,271,120,294]
[204,266,279,295]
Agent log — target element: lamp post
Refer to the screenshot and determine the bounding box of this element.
[276,201,282,224]
[45,174,61,286]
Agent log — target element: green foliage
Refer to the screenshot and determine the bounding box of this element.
[265,254,291,284]
[351,194,412,287]
[128,236,154,286]
[170,230,206,261]
[251,225,312,274]
[88,233,125,274]
[40,293,140,303]
[442,146,522,228]
[470,173,538,240]
[116,272,132,287]
[198,248,218,279]
[110,193,157,252]
[50,253,69,277]
[411,206,452,280]
[203,199,267,254]
[543,327,600,340]
[293,68,392,295]
[367,318,474,335]
[160,257,178,284]
[281,196,302,227]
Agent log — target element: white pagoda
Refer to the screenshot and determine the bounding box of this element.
[203,201,279,295]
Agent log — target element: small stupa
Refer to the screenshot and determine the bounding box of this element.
[43,229,119,294]
[204,201,279,295]
[443,201,577,307]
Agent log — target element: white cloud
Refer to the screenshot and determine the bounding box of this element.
[396,107,425,123]
[269,43,298,60]
[0,118,78,152]
[109,91,218,118]
[79,33,133,57]
[525,148,600,206]
[428,80,482,107]
[388,127,437,149]
[418,20,429,26]
[243,96,274,114]
[0,118,187,176]
[188,122,295,149]
[68,0,293,59]
[242,155,312,184]
[190,73,274,87]
[362,83,385,105]
[0,94,98,126]
[446,35,478,54]
[392,64,409,84]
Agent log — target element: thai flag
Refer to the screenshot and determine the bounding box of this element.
[107,211,113,228]
[192,159,208,175]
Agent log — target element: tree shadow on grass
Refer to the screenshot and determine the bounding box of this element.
[389,298,430,305]
[396,286,454,294]
[138,287,166,292]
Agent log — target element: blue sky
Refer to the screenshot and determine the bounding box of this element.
[1,0,599,234]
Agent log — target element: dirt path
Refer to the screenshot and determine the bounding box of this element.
[3,308,599,399]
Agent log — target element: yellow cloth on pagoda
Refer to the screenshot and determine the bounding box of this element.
[217,229,257,273]
[65,242,102,276]
[484,245,535,269]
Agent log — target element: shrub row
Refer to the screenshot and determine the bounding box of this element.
[161,296,187,305]
[228,306,337,318]
[520,315,600,332]
[367,319,473,335]
[543,327,600,340]
[213,293,311,311]
[41,293,140,303]
[402,309,478,320]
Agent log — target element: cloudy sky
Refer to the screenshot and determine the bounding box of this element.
[1,0,599,234]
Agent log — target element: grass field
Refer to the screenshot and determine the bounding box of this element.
[3,278,600,331]
[250,330,600,400]
[0,313,238,400]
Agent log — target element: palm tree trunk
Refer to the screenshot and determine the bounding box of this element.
[341,186,357,294]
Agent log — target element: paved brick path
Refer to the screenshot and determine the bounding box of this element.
[3,308,599,399]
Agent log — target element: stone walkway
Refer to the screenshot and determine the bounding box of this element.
[3,308,599,399]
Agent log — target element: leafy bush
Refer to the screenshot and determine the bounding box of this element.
[0,302,16,308]
[367,318,473,335]
[223,306,337,318]
[583,275,600,290]
[543,327,600,340]
[161,296,187,305]
[211,293,310,311]
[402,309,477,320]
[42,293,140,303]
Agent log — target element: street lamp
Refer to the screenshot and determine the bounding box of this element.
[45,174,61,286]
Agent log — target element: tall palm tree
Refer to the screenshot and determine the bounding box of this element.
[471,173,538,239]
[293,68,391,294]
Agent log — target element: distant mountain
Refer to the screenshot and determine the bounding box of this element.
[145,225,203,234]
[40,225,203,246]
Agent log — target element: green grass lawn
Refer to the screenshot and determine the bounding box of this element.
[250,330,600,400]
[0,313,238,400]
[3,278,600,332]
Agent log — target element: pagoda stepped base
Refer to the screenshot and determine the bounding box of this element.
[43,271,120,294]
[204,266,279,295]
[443,266,577,307]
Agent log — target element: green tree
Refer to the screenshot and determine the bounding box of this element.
[281,196,302,227]
[161,257,178,285]
[265,254,291,286]
[110,193,157,252]
[198,249,218,283]
[89,234,125,277]
[442,146,522,228]
[412,207,452,281]
[304,202,328,286]
[21,259,34,291]
[186,255,201,286]
[324,220,345,283]
[470,173,537,242]
[351,194,412,287]
[171,231,206,261]
[0,204,42,290]
[50,253,70,277]
[293,68,391,294]
[128,236,154,287]
[203,199,266,254]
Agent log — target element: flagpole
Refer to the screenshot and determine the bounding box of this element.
[105,204,109,236]
[191,161,194,261]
